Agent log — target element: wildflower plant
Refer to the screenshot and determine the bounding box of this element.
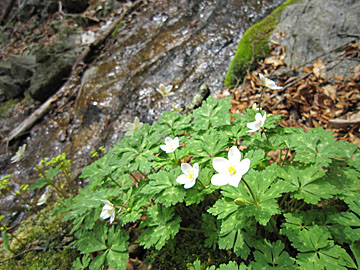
[57,96,359,269]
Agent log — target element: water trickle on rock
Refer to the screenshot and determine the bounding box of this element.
[1,0,283,224]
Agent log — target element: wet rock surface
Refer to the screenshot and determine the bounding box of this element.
[271,0,360,77]
[0,0,283,224]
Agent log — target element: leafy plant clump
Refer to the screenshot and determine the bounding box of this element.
[58,95,359,270]
[224,0,301,87]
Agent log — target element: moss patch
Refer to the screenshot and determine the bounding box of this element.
[0,205,79,270]
[224,0,301,87]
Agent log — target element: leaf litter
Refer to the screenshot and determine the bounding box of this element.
[218,39,360,147]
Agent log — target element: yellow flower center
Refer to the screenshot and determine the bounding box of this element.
[188,173,194,179]
[228,166,236,175]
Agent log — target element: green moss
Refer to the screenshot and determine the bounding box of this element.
[0,98,18,117]
[1,249,78,270]
[144,229,237,269]
[0,205,79,269]
[224,0,301,87]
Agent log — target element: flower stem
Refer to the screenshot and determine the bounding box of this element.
[242,178,258,206]
[108,175,122,188]
[197,178,206,189]
[258,87,265,110]
[173,151,178,164]
[281,148,290,166]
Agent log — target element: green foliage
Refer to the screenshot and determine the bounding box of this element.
[52,96,359,269]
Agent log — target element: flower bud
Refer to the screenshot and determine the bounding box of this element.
[234,198,246,206]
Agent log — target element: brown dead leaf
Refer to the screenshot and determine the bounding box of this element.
[349,133,360,148]
[313,59,327,79]
[322,84,337,101]
[264,56,284,68]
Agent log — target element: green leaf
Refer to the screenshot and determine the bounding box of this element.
[141,169,186,207]
[287,127,343,166]
[73,254,91,270]
[218,214,257,259]
[216,261,241,270]
[30,176,49,190]
[192,96,231,130]
[156,110,192,136]
[188,129,229,165]
[215,164,288,226]
[89,251,106,270]
[77,222,108,254]
[251,240,297,270]
[278,165,335,204]
[184,168,217,206]
[139,205,181,250]
[327,212,360,244]
[202,214,220,250]
[288,225,357,270]
[350,241,360,269]
[2,230,9,251]
[106,227,129,269]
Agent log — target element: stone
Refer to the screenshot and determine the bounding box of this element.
[270,0,360,77]
[0,59,11,76]
[29,52,76,101]
[0,75,24,98]
[10,55,36,84]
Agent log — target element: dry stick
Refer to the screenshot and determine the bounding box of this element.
[3,0,144,148]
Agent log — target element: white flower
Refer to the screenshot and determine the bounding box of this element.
[259,73,282,90]
[160,137,179,153]
[11,144,26,163]
[124,117,143,136]
[247,112,267,133]
[156,83,174,97]
[37,186,53,206]
[176,163,199,189]
[211,146,250,187]
[252,103,261,111]
[100,200,115,224]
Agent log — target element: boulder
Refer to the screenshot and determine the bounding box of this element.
[270,0,360,77]
[0,55,36,99]
[0,75,23,98]
[10,55,36,84]
[29,50,78,102]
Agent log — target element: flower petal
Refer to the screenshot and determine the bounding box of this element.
[181,163,193,175]
[255,112,263,122]
[228,175,241,187]
[176,174,188,185]
[184,179,196,189]
[165,137,172,144]
[211,173,229,186]
[101,199,112,206]
[212,157,228,173]
[236,158,251,176]
[193,163,199,179]
[228,146,241,163]
[160,145,168,152]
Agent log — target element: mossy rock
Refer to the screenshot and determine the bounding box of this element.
[0,204,79,270]
[224,0,301,87]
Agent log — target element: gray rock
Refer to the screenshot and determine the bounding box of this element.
[10,55,36,84]
[271,0,360,77]
[0,60,11,76]
[0,75,23,98]
[29,54,75,101]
